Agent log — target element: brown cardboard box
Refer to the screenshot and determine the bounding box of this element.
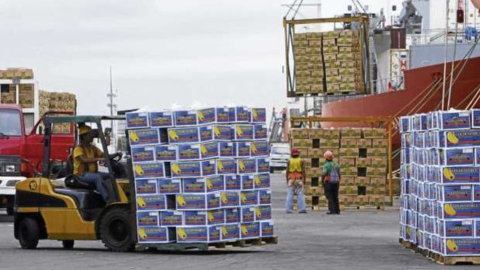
[357,139,372,148]
[323,46,338,54]
[356,177,370,186]
[310,69,324,78]
[294,33,308,41]
[309,129,323,139]
[296,76,310,86]
[306,32,322,39]
[323,39,337,47]
[305,47,321,54]
[298,148,309,158]
[295,40,309,48]
[367,148,387,158]
[341,128,362,138]
[362,128,386,139]
[290,128,310,139]
[366,167,387,177]
[357,195,368,206]
[323,129,341,139]
[310,62,323,70]
[341,138,358,148]
[337,53,355,61]
[305,196,312,206]
[339,82,357,92]
[341,61,355,68]
[339,30,359,38]
[367,186,386,195]
[308,148,324,158]
[296,63,310,71]
[325,75,342,84]
[370,157,387,168]
[306,167,322,178]
[324,54,337,62]
[339,46,354,53]
[19,84,34,108]
[295,48,307,56]
[302,158,312,169]
[342,75,356,83]
[337,37,357,46]
[368,195,385,206]
[296,85,311,94]
[308,39,322,47]
[345,185,358,195]
[338,68,356,76]
[324,61,340,69]
[310,77,323,85]
[291,139,313,148]
[327,83,340,93]
[320,139,340,148]
[356,158,370,168]
[339,148,359,158]
[342,176,356,186]
[371,139,388,148]
[339,157,355,167]
[310,84,324,93]
[295,70,310,77]
[323,31,339,39]
[341,166,357,176]
[294,54,310,63]
[370,177,386,187]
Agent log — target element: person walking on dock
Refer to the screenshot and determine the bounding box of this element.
[322,150,341,215]
[285,148,307,214]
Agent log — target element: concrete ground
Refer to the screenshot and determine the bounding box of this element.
[0,174,473,270]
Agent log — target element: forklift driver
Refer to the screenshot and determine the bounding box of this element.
[73,125,120,202]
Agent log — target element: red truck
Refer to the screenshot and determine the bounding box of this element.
[0,104,74,214]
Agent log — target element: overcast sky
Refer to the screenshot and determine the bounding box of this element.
[0,0,394,115]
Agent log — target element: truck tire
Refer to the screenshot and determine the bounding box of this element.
[99,208,135,252]
[18,217,39,249]
[62,240,74,249]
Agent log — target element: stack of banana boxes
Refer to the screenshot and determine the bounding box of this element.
[289,127,387,210]
[399,109,480,258]
[126,107,274,244]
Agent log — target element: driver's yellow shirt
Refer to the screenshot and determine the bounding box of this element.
[73,145,103,175]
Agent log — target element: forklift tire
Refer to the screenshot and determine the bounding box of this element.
[62,240,74,249]
[6,206,14,216]
[99,208,135,252]
[18,217,39,249]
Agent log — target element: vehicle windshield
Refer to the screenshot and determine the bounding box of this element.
[0,109,22,136]
[271,147,290,155]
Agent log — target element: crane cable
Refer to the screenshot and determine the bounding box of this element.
[293,0,305,19]
[285,0,299,19]
[442,0,450,111]
[447,0,461,109]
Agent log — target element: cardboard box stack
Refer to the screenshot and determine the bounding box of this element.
[293,29,363,95]
[38,90,77,133]
[289,127,387,210]
[126,107,274,244]
[399,109,480,258]
[0,68,34,79]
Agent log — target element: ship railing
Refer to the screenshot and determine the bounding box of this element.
[407,28,469,46]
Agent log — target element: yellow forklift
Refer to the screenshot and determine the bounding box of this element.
[14,115,137,251]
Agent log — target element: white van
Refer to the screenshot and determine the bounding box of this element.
[269,143,290,173]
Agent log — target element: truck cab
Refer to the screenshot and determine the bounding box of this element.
[0,104,74,214]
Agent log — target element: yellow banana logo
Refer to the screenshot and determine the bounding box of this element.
[178,228,187,239]
[447,132,459,144]
[130,131,140,142]
[137,196,146,207]
[251,143,258,154]
[256,207,262,218]
[254,175,261,186]
[444,204,456,216]
[200,145,208,155]
[443,168,455,180]
[217,160,224,171]
[240,193,247,203]
[214,127,221,137]
[241,224,248,235]
[207,179,213,189]
[138,228,147,239]
[177,195,186,206]
[446,239,459,252]
[221,193,228,203]
[135,165,145,176]
[169,130,179,140]
[208,212,215,222]
[236,126,244,137]
[239,160,246,171]
[252,109,258,120]
[198,111,205,121]
[172,164,182,175]
[222,226,228,237]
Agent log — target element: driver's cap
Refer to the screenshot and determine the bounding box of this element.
[79,125,92,136]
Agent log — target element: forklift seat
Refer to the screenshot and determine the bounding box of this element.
[55,188,106,221]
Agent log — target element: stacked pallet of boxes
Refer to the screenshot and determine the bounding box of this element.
[0,68,35,107]
[293,30,363,95]
[38,90,76,133]
[289,127,387,210]
[399,110,480,262]
[126,107,275,245]
[0,68,34,80]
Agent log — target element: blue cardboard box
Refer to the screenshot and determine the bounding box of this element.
[129,129,159,146]
[136,195,166,211]
[438,110,471,130]
[240,190,258,206]
[472,109,480,128]
[205,175,225,192]
[220,191,240,207]
[137,226,174,243]
[177,144,201,160]
[222,224,240,240]
[174,110,198,126]
[251,141,269,157]
[184,211,207,226]
[442,238,480,256]
[236,142,251,157]
[149,111,173,128]
[225,175,241,190]
[225,208,240,224]
[198,108,216,125]
[234,125,254,140]
[126,111,149,129]
[199,126,214,142]
[216,159,237,175]
[252,208,270,224]
[137,211,159,226]
[254,124,268,140]
[399,116,411,134]
[219,142,236,157]
[168,127,200,144]
[216,107,230,123]
[256,158,270,173]
[157,179,181,194]
[176,193,220,210]
[155,145,177,161]
[475,148,480,165]
[240,175,255,190]
[134,162,165,179]
[200,142,219,159]
[474,185,480,201]
[443,130,480,148]
[261,221,274,237]
[240,222,260,239]
[159,211,183,226]
[235,107,252,123]
[241,207,255,223]
[252,108,266,123]
[440,166,480,184]
[171,161,202,178]
[238,159,256,174]
[437,185,473,202]
[214,125,233,141]
[440,202,480,219]
[176,226,222,243]
[132,146,155,163]
[136,179,157,195]
[258,189,272,205]
[255,173,270,189]
[438,219,474,238]
[201,160,217,176]
[439,148,475,166]
[206,209,225,225]
[183,178,207,193]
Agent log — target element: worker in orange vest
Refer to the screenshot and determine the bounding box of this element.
[286,148,307,214]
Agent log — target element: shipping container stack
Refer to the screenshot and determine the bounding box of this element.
[289,127,387,210]
[293,29,363,96]
[399,109,480,261]
[126,107,275,245]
